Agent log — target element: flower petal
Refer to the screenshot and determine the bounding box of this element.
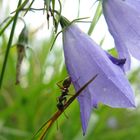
[105,51,126,71]
[63,24,135,134]
[102,0,140,70]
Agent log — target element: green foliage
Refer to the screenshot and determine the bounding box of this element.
[88,1,102,35]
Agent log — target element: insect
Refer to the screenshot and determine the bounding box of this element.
[56,77,71,110]
[32,75,98,140]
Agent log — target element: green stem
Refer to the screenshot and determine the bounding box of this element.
[0,0,23,88]
[0,0,29,36]
[88,1,102,35]
[32,75,97,140]
[0,16,14,36]
[24,0,34,16]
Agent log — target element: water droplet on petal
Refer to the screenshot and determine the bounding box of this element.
[103,88,107,92]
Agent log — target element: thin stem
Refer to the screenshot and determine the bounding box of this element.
[10,0,29,14]
[55,0,62,32]
[32,74,98,140]
[0,0,23,88]
[24,0,35,16]
[0,17,11,27]
[88,1,102,35]
[0,16,14,36]
[0,0,29,36]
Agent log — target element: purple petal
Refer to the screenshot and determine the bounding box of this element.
[74,81,93,135]
[102,0,140,71]
[105,51,126,71]
[63,24,135,134]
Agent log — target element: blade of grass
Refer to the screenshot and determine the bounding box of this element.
[0,0,23,88]
[88,1,102,35]
[0,0,29,36]
[0,16,14,36]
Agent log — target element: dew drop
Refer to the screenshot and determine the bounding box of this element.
[103,88,107,92]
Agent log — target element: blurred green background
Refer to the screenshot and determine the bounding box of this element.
[0,0,140,140]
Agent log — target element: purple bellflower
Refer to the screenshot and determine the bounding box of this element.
[60,18,135,135]
[102,0,140,71]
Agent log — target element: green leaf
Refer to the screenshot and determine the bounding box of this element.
[88,1,102,35]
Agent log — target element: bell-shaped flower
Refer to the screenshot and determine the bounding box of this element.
[60,17,135,135]
[102,0,140,71]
